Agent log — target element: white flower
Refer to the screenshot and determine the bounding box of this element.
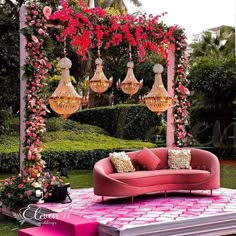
[34,182,42,188]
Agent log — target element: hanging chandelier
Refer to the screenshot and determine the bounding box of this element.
[141,64,173,115]
[49,57,88,119]
[87,46,112,95]
[117,62,143,97]
[117,46,143,97]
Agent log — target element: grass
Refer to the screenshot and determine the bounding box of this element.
[0,127,156,154]
[57,170,93,189]
[0,217,31,236]
[220,163,236,188]
[44,131,155,151]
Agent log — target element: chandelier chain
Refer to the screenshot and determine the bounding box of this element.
[129,44,132,62]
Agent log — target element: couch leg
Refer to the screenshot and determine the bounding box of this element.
[102,196,104,202]
[210,189,213,196]
[131,196,134,203]
[189,190,192,195]
[165,191,167,198]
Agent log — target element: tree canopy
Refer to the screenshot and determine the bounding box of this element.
[82,0,142,13]
[188,25,236,146]
[190,26,235,61]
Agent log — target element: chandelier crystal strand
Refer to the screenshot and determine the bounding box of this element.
[87,46,113,95]
[117,45,143,97]
[49,48,87,119]
[142,64,173,115]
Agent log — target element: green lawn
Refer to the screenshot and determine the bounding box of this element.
[0,130,156,154]
[0,218,31,236]
[0,165,236,236]
[220,164,236,188]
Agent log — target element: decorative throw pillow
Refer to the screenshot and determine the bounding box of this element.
[131,159,142,171]
[168,149,192,169]
[134,147,161,170]
[110,152,135,173]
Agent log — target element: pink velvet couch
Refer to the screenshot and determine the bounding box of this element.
[93,148,220,200]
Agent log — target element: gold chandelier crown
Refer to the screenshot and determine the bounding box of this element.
[59,56,72,69]
[141,64,172,115]
[49,57,88,119]
[117,61,143,97]
[87,58,113,95]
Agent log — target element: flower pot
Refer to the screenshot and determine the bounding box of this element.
[45,185,68,203]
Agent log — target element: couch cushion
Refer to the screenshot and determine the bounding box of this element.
[168,149,192,169]
[109,169,210,187]
[110,152,135,173]
[134,148,161,170]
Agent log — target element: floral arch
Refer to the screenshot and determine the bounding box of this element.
[21,0,190,176]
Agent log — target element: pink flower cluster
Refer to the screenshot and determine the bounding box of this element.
[50,0,174,62]
[24,2,52,174]
[2,175,31,198]
[173,30,192,146]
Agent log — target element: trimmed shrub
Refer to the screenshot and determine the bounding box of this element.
[0,149,130,173]
[0,152,19,173]
[42,149,114,170]
[70,104,162,141]
[45,117,81,132]
[0,111,19,135]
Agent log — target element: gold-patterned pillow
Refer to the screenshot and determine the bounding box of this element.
[168,149,192,169]
[110,152,135,173]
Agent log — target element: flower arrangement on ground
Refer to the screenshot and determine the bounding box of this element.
[0,175,39,210]
[0,172,65,210]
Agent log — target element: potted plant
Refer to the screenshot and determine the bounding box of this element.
[45,174,70,203]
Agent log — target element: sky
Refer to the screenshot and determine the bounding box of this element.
[124,0,236,42]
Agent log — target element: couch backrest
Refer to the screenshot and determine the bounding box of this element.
[126,147,218,170]
[94,147,219,173]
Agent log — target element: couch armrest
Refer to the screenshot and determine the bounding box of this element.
[191,148,219,171]
[93,163,139,196]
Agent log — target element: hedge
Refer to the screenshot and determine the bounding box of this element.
[43,149,114,170]
[0,148,138,173]
[70,104,162,141]
[2,145,235,173]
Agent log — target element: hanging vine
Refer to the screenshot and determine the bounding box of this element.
[22,1,52,176]
[173,28,192,146]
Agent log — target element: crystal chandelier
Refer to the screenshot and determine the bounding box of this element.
[49,57,88,119]
[141,64,172,115]
[117,46,143,97]
[87,46,112,95]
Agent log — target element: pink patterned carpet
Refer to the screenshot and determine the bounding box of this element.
[41,188,236,231]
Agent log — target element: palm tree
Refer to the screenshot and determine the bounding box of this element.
[190,26,235,60]
[83,0,142,13]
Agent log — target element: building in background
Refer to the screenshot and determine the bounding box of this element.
[187,25,234,54]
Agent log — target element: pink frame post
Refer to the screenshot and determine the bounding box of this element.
[166,45,175,147]
[19,5,27,172]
